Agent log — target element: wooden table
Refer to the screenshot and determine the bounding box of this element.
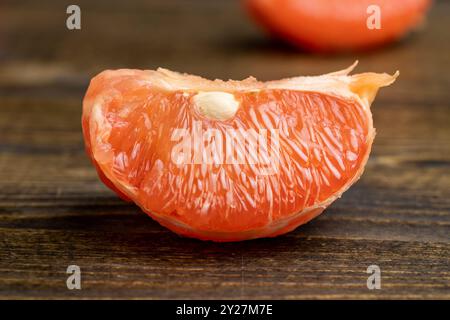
[0,0,449,299]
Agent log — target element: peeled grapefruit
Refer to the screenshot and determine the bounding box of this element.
[245,0,431,52]
[82,62,398,241]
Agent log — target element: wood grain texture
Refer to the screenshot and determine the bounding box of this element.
[0,0,449,299]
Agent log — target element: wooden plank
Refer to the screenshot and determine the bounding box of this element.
[0,0,448,299]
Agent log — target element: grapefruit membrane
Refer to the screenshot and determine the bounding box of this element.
[82,62,398,241]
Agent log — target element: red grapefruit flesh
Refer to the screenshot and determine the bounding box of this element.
[82,63,398,241]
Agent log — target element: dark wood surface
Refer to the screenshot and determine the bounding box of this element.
[0,0,449,299]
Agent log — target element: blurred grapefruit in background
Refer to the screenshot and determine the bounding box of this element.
[244,0,432,52]
[82,65,397,241]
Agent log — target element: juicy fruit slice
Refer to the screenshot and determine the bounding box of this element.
[82,63,397,241]
[245,0,431,52]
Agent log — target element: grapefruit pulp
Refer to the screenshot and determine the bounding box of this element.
[82,63,398,241]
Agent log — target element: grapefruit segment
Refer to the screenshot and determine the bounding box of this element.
[82,63,397,241]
